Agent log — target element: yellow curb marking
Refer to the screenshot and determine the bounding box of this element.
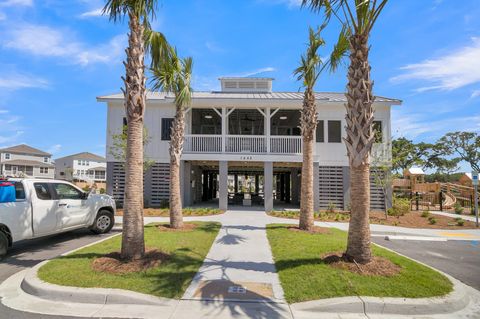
[438,232,477,238]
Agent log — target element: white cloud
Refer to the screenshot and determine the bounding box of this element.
[228,67,276,77]
[3,24,125,66]
[47,144,62,154]
[471,90,480,98]
[0,0,33,7]
[391,37,480,92]
[392,110,480,140]
[0,72,48,90]
[259,0,301,8]
[0,110,8,114]
[0,131,23,144]
[79,8,103,18]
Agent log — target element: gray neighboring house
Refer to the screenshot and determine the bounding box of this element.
[0,144,55,179]
[55,152,107,183]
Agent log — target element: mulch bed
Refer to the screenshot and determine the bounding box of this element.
[156,223,198,232]
[322,253,402,276]
[91,249,170,274]
[287,226,332,234]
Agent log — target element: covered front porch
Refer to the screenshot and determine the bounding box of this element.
[184,108,302,155]
[182,160,303,212]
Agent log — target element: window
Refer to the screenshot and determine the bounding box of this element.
[60,172,65,176]
[373,121,383,143]
[43,157,49,163]
[328,120,342,143]
[86,161,89,166]
[316,120,324,142]
[5,164,11,170]
[14,182,26,200]
[78,160,82,166]
[34,183,52,200]
[5,153,10,160]
[161,118,174,140]
[53,183,83,200]
[40,167,49,174]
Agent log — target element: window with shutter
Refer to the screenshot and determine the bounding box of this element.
[161,118,174,140]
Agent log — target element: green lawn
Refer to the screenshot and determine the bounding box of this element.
[267,224,452,303]
[38,222,220,299]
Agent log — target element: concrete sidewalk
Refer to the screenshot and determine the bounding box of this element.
[182,209,286,302]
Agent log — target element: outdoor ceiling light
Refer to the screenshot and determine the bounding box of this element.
[279,116,287,120]
[205,115,213,119]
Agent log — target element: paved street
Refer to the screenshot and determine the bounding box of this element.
[372,237,480,290]
[0,228,120,319]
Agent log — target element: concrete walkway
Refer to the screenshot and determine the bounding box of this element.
[430,210,479,223]
[182,209,286,303]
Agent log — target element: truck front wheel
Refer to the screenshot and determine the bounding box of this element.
[0,231,8,259]
[90,210,114,234]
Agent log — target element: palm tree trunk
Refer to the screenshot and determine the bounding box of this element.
[344,34,374,264]
[169,103,185,229]
[120,12,146,261]
[299,88,317,231]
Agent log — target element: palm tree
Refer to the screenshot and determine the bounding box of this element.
[293,27,325,231]
[151,52,193,229]
[302,0,389,264]
[103,0,171,260]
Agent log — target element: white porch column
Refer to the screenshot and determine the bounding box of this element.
[265,107,271,153]
[264,161,273,212]
[221,107,226,153]
[219,161,228,211]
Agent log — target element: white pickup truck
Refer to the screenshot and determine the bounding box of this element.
[0,178,116,258]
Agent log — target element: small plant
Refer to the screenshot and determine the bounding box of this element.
[454,202,464,215]
[99,188,106,194]
[334,213,341,221]
[456,219,465,226]
[326,202,336,213]
[388,196,410,216]
[421,210,430,218]
[428,216,437,225]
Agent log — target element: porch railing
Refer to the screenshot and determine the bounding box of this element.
[270,136,302,154]
[183,134,303,154]
[226,135,267,153]
[184,135,222,153]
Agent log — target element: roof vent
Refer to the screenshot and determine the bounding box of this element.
[219,77,273,93]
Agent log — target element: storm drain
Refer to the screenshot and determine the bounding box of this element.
[192,280,274,301]
[228,285,247,294]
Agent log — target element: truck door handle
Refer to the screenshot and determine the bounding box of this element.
[58,203,68,207]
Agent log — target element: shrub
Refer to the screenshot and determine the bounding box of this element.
[334,214,341,221]
[454,202,464,215]
[421,210,430,218]
[159,199,169,209]
[99,188,106,194]
[326,202,336,213]
[428,216,437,225]
[388,197,410,216]
[456,219,465,226]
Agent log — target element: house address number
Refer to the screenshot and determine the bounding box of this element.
[240,156,254,160]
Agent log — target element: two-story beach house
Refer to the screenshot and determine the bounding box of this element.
[0,144,55,179]
[98,77,400,211]
[55,152,107,184]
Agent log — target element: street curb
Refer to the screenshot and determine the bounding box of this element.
[21,260,176,306]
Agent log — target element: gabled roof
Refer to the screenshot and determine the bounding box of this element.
[55,152,106,162]
[0,144,51,156]
[97,91,402,104]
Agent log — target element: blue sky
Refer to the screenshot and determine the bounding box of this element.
[0,0,479,171]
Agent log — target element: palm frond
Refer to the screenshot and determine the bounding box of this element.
[145,29,174,70]
[293,26,325,89]
[103,0,158,22]
[326,25,350,72]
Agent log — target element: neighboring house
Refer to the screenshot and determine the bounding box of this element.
[98,77,401,210]
[55,152,107,184]
[0,144,55,179]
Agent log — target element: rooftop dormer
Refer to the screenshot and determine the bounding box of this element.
[219,77,273,93]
